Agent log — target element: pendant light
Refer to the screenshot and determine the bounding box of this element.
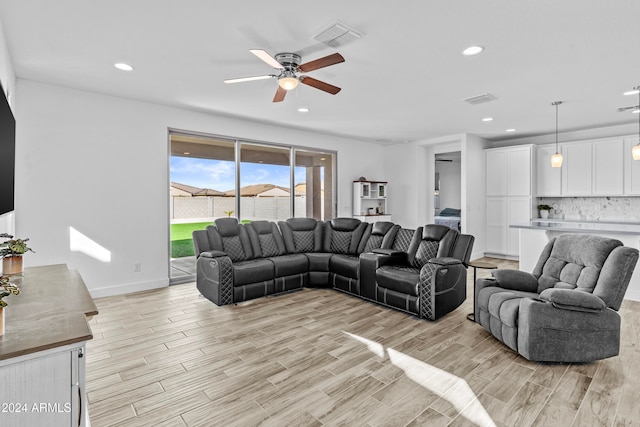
[550,101,563,167]
[632,86,640,160]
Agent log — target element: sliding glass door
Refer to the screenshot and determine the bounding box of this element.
[169,133,236,283]
[238,143,291,223]
[294,149,334,220]
[169,131,336,283]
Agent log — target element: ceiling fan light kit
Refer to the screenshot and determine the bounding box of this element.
[225,49,344,103]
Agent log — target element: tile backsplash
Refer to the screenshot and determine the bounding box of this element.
[537,197,640,222]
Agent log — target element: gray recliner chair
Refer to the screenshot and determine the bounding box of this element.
[475,234,639,362]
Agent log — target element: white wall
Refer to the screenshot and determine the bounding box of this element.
[383,134,488,260]
[384,143,421,228]
[0,16,16,236]
[463,134,490,260]
[15,80,385,297]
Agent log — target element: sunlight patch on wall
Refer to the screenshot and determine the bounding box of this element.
[69,226,112,262]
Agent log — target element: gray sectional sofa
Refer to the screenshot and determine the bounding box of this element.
[193,217,474,321]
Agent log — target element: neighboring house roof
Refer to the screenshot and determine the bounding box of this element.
[224,184,291,197]
[170,182,225,196]
[294,183,324,196]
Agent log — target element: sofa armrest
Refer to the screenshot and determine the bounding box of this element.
[196,254,234,306]
[199,250,228,259]
[418,259,467,320]
[428,256,462,266]
[539,288,606,313]
[492,269,538,292]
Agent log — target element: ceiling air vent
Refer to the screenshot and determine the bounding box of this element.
[313,21,363,48]
[463,93,498,105]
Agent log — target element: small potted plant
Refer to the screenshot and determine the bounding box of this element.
[0,233,35,275]
[0,275,20,335]
[537,204,553,219]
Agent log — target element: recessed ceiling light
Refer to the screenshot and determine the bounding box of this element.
[320,157,326,161]
[482,117,494,122]
[633,109,640,114]
[297,107,310,113]
[462,46,484,56]
[183,152,190,155]
[623,89,639,96]
[114,63,134,71]
[505,128,516,132]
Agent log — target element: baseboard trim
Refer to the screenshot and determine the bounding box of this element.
[624,289,640,302]
[89,278,169,298]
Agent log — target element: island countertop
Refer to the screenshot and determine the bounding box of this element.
[510,219,640,235]
[0,264,97,361]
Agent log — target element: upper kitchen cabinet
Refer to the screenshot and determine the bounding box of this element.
[593,138,624,196]
[485,150,507,196]
[486,145,532,197]
[535,144,562,196]
[561,141,592,196]
[625,137,640,195]
[535,136,635,197]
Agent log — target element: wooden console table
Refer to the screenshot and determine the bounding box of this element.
[0,264,97,427]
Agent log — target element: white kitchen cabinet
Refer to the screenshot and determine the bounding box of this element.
[485,150,507,196]
[507,147,532,196]
[562,142,592,196]
[625,137,640,195]
[535,144,562,196]
[592,138,624,196]
[486,196,531,257]
[486,146,532,197]
[507,197,533,257]
[485,197,507,254]
[485,146,533,258]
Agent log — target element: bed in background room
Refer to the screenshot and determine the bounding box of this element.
[435,207,461,231]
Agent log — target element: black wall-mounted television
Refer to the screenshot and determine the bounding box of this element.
[0,81,15,216]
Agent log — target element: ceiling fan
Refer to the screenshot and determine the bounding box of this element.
[224,49,345,103]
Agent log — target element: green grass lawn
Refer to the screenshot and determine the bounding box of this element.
[170,221,211,258]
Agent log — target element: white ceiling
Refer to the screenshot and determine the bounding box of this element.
[1,1,639,144]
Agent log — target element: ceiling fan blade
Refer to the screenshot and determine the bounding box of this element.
[297,53,345,72]
[250,49,284,69]
[224,75,274,84]
[299,76,341,95]
[273,86,287,103]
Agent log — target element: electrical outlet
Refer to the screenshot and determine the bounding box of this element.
[134,263,142,272]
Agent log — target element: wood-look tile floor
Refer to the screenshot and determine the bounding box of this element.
[86,257,640,427]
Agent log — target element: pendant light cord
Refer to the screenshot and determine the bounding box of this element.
[552,101,562,152]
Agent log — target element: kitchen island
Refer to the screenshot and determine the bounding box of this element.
[511,219,640,301]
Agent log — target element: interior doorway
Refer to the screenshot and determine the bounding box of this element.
[434,151,462,231]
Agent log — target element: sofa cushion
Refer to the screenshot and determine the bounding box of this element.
[330,254,359,279]
[306,253,332,272]
[233,258,274,286]
[377,265,420,296]
[269,254,308,277]
[536,234,622,293]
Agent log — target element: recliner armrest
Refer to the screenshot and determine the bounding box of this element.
[427,257,461,266]
[199,250,229,259]
[539,288,606,313]
[371,249,407,265]
[492,269,538,292]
